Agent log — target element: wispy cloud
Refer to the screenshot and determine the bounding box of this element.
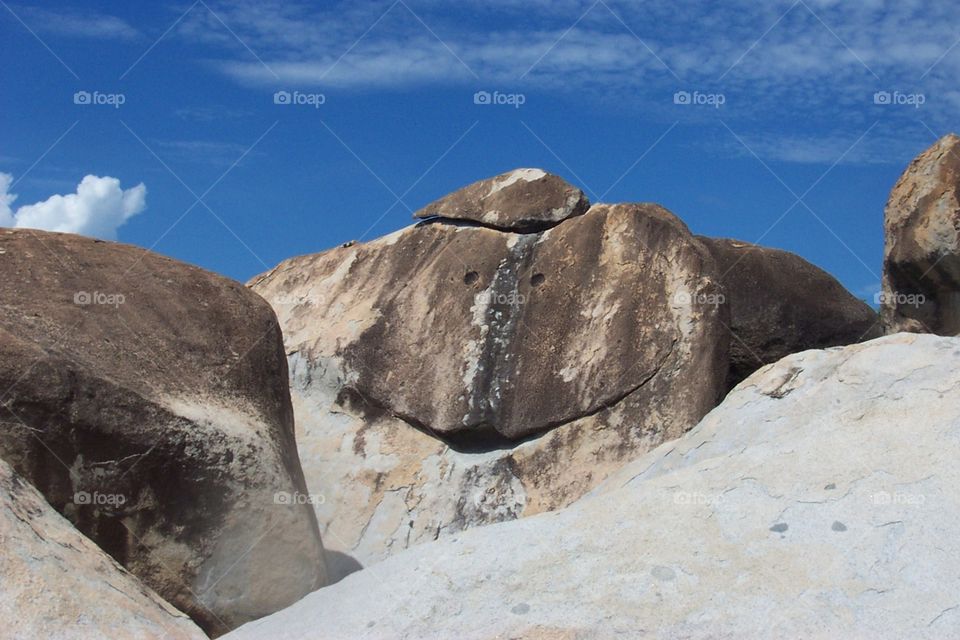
[179,1,960,88]
[16,6,140,40]
[157,139,257,166]
[168,0,960,163]
[721,129,936,166]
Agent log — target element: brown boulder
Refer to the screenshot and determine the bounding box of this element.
[0,229,326,636]
[260,203,726,443]
[250,202,729,565]
[881,133,960,334]
[700,237,882,389]
[413,168,589,232]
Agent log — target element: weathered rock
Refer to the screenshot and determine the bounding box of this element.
[700,237,882,389]
[226,334,960,640]
[881,133,960,334]
[413,168,589,232]
[0,229,326,635]
[250,202,728,568]
[0,457,205,639]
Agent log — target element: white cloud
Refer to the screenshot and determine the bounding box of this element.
[184,1,960,88]
[20,7,140,40]
[185,1,960,113]
[0,174,146,240]
[176,0,960,164]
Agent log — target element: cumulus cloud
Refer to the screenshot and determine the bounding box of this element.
[0,174,146,240]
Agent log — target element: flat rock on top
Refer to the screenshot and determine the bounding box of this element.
[413,168,589,231]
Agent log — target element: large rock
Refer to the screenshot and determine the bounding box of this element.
[881,133,960,334]
[0,229,326,635]
[700,237,882,389]
[0,457,205,639]
[226,333,960,640]
[250,202,729,569]
[413,168,589,232]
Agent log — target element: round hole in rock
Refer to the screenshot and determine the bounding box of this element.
[464,271,479,285]
[530,273,546,287]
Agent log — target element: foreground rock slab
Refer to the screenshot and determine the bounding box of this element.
[226,334,960,640]
[413,168,589,231]
[0,458,205,639]
[0,229,326,635]
[701,237,881,388]
[251,202,729,568]
[882,133,960,334]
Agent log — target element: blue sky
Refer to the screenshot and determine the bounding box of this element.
[2,0,958,301]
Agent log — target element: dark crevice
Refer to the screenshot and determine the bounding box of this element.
[415,215,569,235]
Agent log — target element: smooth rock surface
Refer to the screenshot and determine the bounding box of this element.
[0,457,205,640]
[226,334,960,640]
[251,202,728,568]
[413,168,589,231]
[0,229,326,635]
[881,133,960,334]
[701,237,882,388]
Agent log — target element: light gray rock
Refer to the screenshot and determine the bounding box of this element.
[0,457,205,640]
[225,334,960,640]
